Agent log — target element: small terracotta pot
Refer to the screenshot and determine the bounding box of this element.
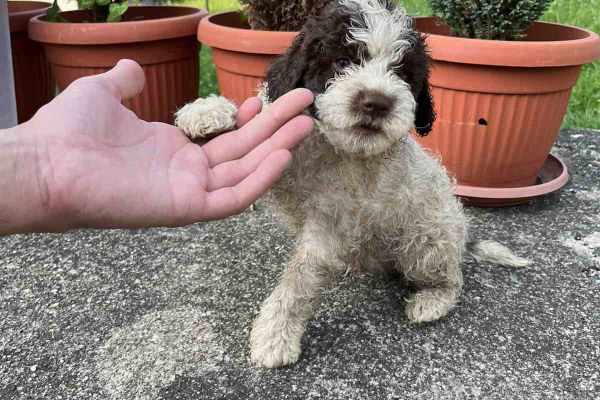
[197,11,297,105]
[29,6,207,124]
[414,17,600,188]
[8,1,54,123]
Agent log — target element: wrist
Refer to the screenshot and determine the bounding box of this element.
[0,124,66,234]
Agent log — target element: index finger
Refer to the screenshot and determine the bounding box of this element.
[202,88,314,167]
[235,97,263,128]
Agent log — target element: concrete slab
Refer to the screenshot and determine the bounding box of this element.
[1,129,599,400]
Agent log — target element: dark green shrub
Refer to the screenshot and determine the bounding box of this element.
[239,0,333,31]
[428,0,554,40]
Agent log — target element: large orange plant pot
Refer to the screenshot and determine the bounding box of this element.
[198,11,297,105]
[415,17,600,188]
[8,1,54,123]
[29,6,207,124]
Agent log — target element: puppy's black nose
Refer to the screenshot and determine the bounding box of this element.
[357,91,393,119]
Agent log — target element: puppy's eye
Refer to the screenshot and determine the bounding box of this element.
[334,58,351,70]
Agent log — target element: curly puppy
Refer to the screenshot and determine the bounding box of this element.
[176,0,530,369]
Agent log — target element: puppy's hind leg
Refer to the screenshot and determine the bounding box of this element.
[397,240,464,325]
[174,95,237,141]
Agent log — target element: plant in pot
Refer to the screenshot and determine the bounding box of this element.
[197,0,332,105]
[8,1,54,123]
[28,0,208,123]
[413,0,600,205]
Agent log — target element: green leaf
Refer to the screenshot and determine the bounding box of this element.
[45,0,61,22]
[107,2,129,23]
[77,0,96,10]
[96,0,111,6]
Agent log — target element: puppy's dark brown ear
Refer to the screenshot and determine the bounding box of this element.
[405,32,436,137]
[265,32,308,102]
[414,79,435,136]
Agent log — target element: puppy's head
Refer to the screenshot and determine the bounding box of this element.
[265,0,435,157]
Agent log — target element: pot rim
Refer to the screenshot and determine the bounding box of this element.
[28,6,207,45]
[198,10,298,55]
[8,1,50,33]
[454,154,569,200]
[415,17,600,67]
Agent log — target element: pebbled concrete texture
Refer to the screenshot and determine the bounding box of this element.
[1,129,599,400]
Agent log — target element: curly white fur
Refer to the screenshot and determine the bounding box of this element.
[342,0,414,60]
[176,92,529,368]
[466,240,532,267]
[316,58,416,156]
[174,95,237,139]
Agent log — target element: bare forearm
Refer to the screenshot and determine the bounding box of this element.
[0,124,57,234]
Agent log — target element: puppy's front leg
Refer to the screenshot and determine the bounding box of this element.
[250,229,344,368]
[174,95,237,141]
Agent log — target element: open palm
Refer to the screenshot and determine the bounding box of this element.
[26,60,313,230]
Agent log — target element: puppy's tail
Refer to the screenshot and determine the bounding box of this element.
[465,240,532,267]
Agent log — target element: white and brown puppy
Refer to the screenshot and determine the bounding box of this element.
[175,0,530,369]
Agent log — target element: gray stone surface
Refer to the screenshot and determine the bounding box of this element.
[1,129,599,400]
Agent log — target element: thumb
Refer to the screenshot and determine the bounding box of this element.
[97,59,146,100]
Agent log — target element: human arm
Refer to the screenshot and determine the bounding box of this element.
[0,60,313,235]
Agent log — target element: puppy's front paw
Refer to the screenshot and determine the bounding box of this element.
[250,320,301,368]
[405,287,458,324]
[250,333,301,369]
[174,95,237,140]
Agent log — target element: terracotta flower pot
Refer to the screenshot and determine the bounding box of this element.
[197,11,297,105]
[29,6,207,124]
[414,17,600,188]
[8,1,54,123]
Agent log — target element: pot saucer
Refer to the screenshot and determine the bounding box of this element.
[455,154,569,207]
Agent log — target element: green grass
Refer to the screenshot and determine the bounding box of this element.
[180,0,241,97]
[191,0,599,129]
[542,0,600,128]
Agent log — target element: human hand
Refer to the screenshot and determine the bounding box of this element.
[0,60,313,234]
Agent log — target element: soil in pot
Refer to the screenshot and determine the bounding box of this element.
[414,17,600,189]
[29,6,207,124]
[8,1,54,123]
